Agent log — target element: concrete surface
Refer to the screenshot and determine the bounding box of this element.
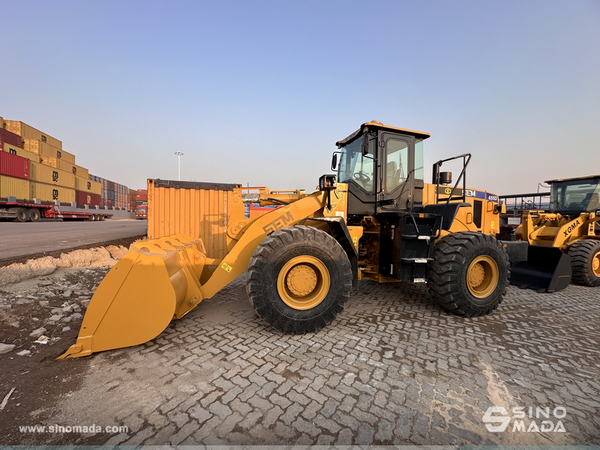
[0,221,147,260]
[37,278,600,445]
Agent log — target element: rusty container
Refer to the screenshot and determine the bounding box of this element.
[75,190,101,206]
[0,128,23,148]
[0,152,30,180]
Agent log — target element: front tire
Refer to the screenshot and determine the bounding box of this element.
[246,225,353,334]
[428,232,509,317]
[569,239,600,287]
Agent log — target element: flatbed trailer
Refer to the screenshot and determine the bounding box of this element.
[0,200,113,222]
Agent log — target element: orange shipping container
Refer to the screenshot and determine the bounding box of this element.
[4,121,62,149]
[29,161,75,188]
[30,181,75,203]
[147,179,243,259]
[0,175,30,200]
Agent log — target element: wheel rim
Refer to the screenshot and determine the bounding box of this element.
[467,255,499,298]
[593,251,600,277]
[277,256,330,310]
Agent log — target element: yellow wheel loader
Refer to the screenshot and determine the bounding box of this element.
[60,122,516,359]
[511,175,600,291]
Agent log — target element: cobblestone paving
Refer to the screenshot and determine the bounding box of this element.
[52,276,600,445]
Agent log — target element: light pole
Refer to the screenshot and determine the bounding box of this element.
[175,152,184,181]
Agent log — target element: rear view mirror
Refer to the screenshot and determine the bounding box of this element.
[362,138,369,156]
[331,152,340,170]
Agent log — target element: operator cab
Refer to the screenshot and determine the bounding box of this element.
[547,175,600,216]
[332,121,430,217]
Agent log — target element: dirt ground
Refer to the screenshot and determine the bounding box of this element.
[0,248,123,444]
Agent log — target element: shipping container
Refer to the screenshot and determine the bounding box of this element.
[75,176,101,195]
[30,181,75,203]
[40,156,58,168]
[73,164,89,179]
[136,189,148,201]
[147,179,243,259]
[0,151,29,180]
[0,175,30,200]
[75,190,101,206]
[29,161,75,188]
[41,157,89,179]
[4,120,62,149]
[38,142,75,164]
[0,127,23,148]
[2,143,39,162]
[23,138,40,153]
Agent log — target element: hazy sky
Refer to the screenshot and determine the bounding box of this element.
[1,1,598,195]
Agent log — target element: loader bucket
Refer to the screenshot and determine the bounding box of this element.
[509,246,572,293]
[58,235,206,359]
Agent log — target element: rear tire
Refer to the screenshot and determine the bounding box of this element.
[27,208,41,222]
[569,239,600,287]
[15,208,28,222]
[246,225,353,334]
[428,232,509,317]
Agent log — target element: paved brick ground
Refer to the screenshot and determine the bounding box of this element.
[26,276,600,445]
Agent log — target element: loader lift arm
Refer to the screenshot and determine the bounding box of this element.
[59,190,331,358]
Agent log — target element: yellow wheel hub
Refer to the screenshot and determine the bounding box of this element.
[593,251,600,277]
[467,255,499,298]
[277,256,330,310]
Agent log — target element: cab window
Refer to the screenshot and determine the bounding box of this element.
[385,139,409,193]
[338,135,376,194]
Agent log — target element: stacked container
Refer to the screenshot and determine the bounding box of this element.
[135,189,148,219]
[3,117,140,208]
[89,173,134,209]
[129,188,136,211]
[1,126,39,201]
[3,120,77,203]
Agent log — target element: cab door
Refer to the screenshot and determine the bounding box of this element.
[377,132,415,213]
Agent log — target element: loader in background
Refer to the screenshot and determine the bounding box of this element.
[511,174,600,291]
[60,121,517,359]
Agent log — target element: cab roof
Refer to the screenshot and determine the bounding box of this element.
[545,174,600,184]
[336,121,431,148]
